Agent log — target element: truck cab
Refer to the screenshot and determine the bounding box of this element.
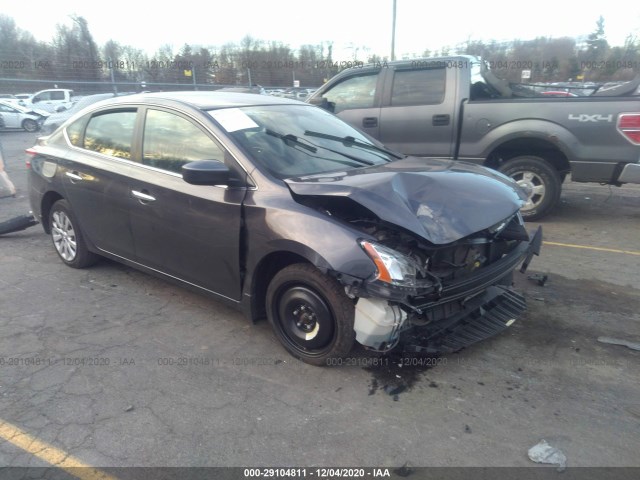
[29,89,75,113]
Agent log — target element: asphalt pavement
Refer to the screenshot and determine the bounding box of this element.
[0,131,639,469]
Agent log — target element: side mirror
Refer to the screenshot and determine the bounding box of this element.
[182,160,230,185]
[308,96,335,113]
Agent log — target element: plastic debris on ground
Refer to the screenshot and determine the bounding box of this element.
[597,336,640,351]
[528,439,567,471]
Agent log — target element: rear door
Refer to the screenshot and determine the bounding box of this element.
[58,108,137,258]
[378,65,456,157]
[127,107,245,301]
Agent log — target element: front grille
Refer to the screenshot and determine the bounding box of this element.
[403,287,526,354]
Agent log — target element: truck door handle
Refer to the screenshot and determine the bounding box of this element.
[65,171,83,182]
[432,114,450,126]
[131,190,156,202]
[362,117,378,128]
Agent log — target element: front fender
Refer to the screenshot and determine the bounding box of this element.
[243,198,376,281]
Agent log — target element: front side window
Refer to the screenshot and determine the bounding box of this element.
[142,109,225,174]
[32,92,49,102]
[50,91,66,101]
[322,73,378,113]
[84,110,136,159]
[391,68,446,106]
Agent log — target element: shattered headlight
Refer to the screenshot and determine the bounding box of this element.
[360,240,418,287]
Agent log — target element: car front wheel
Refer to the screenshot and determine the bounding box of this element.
[49,199,98,268]
[266,263,355,366]
[22,119,40,132]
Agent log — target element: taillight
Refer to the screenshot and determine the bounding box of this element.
[617,113,640,145]
[25,148,37,169]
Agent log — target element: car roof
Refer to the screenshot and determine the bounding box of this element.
[105,91,305,110]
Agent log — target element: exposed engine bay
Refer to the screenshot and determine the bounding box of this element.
[298,194,541,355]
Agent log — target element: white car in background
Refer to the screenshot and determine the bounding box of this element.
[41,92,134,134]
[0,100,50,132]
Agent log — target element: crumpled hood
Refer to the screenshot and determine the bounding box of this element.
[285,157,527,245]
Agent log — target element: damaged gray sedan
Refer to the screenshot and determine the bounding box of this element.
[28,92,541,365]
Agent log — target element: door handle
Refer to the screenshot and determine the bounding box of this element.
[362,117,378,128]
[65,171,83,182]
[131,190,156,202]
[432,114,450,126]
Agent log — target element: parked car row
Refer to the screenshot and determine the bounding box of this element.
[267,88,317,100]
[0,89,76,113]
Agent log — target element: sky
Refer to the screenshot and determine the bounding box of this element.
[1,0,640,60]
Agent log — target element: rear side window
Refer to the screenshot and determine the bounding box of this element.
[142,109,225,174]
[84,111,136,159]
[66,117,88,147]
[322,73,378,113]
[391,68,446,106]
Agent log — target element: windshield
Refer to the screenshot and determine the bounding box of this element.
[207,104,399,179]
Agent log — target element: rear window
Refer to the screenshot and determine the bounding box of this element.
[391,68,446,106]
[83,110,136,159]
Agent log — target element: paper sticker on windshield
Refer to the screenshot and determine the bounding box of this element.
[209,108,258,132]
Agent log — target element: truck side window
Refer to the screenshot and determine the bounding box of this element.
[32,92,49,103]
[322,73,378,113]
[391,68,446,106]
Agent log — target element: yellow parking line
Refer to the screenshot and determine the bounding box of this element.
[0,419,118,480]
[544,241,640,257]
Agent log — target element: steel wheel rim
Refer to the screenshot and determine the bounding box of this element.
[274,284,335,355]
[51,211,77,261]
[511,170,546,211]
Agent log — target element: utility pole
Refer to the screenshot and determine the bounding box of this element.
[108,57,117,94]
[391,0,397,61]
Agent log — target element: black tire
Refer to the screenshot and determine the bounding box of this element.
[48,199,99,268]
[498,155,562,221]
[22,119,39,132]
[0,214,38,235]
[266,263,355,366]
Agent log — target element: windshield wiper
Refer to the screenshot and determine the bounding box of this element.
[303,131,404,160]
[265,129,317,153]
[266,129,375,166]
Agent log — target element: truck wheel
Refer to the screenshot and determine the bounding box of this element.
[266,263,355,366]
[499,156,562,221]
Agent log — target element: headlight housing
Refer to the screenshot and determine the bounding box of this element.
[360,240,418,287]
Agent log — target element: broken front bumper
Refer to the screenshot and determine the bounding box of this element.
[402,285,527,354]
[354,226,543,352]
[404,225,542,353]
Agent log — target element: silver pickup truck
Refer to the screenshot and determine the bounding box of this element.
[308,55,640,219]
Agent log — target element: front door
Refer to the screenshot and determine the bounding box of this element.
[128,108,244,301]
